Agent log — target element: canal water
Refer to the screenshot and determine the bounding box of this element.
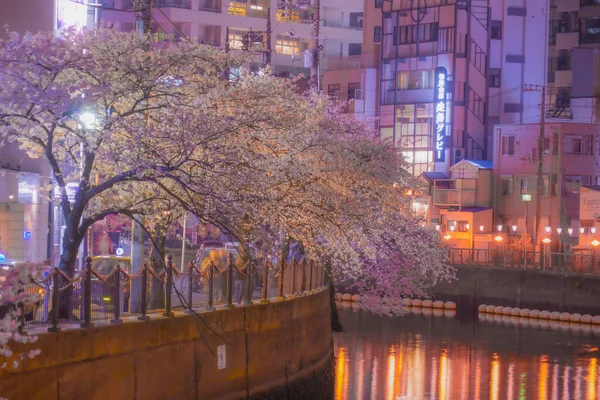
[333,306,600,400]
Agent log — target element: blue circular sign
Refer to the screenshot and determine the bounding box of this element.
[0,253,5,262]
[23,230,32,240]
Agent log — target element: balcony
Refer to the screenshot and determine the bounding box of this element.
[432,179,477,208]
[556,32,580,49]
[325,55,378,71]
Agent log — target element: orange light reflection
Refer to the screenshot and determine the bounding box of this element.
[490,353,500,400]
[335,347,346,400]
[439,349,449,400]
[539,355,548,400]
[387,347,395,400]
[588,358,597,400]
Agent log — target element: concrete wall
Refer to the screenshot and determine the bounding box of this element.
[1,289,333,400]
[434,266,600,315]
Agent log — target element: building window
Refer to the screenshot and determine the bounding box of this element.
[557,49,571,71]
[447,220,469,232]
[565,176,581,194]
[375,0,382,8]
[396,70,434,90]
[328,84,340,100]
[520,178,528,195]
[348,82,361,100]
[488,68,500,88]
[501,177,513,196]
[374,26,382,43]
[227,28,247,50]
[564,135,590,155]
[275,35,300,55]
[396,23,438,45]
[542,175,549,196]
[228,1,247,16]
[551,174,558,195]
[349,12,363,29]
[501,136,515,156]
[349,43,362,56]
[490,20,502,40]
[457,221,469,232]
[581,17,600,43]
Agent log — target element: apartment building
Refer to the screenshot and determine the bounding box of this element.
[97,0,363,79]
[547,0,600,120]
[493,122,600,249]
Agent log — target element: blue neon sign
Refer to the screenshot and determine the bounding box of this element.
[23,230,32,240]
[434,66,448,162]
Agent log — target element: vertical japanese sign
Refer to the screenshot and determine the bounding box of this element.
[434,67,448,162]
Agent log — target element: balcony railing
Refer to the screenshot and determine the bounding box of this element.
[325,54,378,71]
[432,179,477,207]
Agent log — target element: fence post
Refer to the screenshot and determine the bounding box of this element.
[81,257,93,328]
[206,263,215,311]
[111,267,122,324]
[138,264,149,321]
[47,269,60,332]
[261,261,270,304]
[185,261,194,315]
[291,259,296,295]
[224,255,234,309]
[278,259,285,299]
[524,250,528,270]
[308,260,313,292]
[163,255,174,317]
[243,262,252,306]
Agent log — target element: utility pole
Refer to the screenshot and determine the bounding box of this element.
[265,7,272,66]
[523,84,547,253]
[311,0,321,91]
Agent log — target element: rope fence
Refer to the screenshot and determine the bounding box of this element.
[17,255,328,332]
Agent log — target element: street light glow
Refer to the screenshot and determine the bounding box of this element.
[592,227,597,234]
[512,225,517,232]
[494,235,503,242]
[79,111,96,130]
[556,228,562,234]
[592,240,600,247]
[479,225,484,233]
[542,237,551,244]
[568,228,573,236]
[497,225,502,232]
[580,227,586,235]
[545,226,551,233]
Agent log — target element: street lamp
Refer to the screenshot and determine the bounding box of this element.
[568,228,573,236]
[592,227,597,234]
[512,225,517,233]
[435,224,440,232]
[580,227,586,235]
[479,225,484,233]
[497,225,503,232]
[542,237,552,270]
[545,226,551,234]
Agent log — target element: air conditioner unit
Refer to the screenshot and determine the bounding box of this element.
[453,148,465,164]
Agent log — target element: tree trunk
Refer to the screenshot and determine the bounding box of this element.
[149,234,166,309]
[57,212,85,320]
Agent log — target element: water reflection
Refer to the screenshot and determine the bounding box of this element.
[333,310,600,400]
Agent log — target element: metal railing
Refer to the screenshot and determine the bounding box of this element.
[18,255,327,332]
[448,248,600,274]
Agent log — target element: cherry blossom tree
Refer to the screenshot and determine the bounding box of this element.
[0,27,452,316]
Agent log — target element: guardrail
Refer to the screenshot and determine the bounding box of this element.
[449,248,600,274]
[17,255,327,332]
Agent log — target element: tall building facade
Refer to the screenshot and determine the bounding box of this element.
[99,0,363,79]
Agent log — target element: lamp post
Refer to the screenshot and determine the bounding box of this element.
[591,239,600,273]
[542,237,551,270]
[522,193,532,237]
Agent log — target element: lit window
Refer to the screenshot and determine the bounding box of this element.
[228,1,247,16]
[275,36,300,55]
[228,29,246,50]
[277,8,300,22]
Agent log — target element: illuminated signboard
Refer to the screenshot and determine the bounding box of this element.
[23,231,32,240]
[53,182,79,203]
[434,67,448,162]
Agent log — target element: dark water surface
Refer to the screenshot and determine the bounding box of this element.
[333,307,600,400]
